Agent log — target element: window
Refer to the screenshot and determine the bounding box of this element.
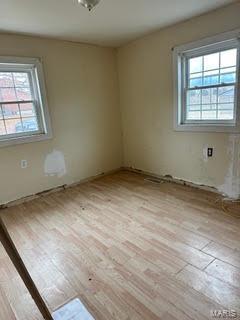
[0,57,52,146]
[173,30,240,132]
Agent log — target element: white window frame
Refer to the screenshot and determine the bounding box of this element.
[0,56,52,147]
[173,29,240,132]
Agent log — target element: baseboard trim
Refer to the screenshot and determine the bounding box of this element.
[122,166,220,195]
[0,168,121,209]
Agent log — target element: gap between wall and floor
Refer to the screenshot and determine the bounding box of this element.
[1,166,238,210]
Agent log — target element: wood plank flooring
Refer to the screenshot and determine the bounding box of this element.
[0,171,240,320]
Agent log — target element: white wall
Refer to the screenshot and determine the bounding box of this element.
[117,2,240,198]
[0,34,123,204]
[1,3,240,205]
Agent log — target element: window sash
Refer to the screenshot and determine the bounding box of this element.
[186,51,237,90]
[0,66,45,139]
[184,83,237,124]
[173,29,240,132]
[186,83,236,91]
[182,40,239,59]
[183,86,238,124]
[0,101,42,138]
[181,46,239,125]
[0,56,52,147]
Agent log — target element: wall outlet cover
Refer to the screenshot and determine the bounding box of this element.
[21,160,28,169]
[207,148,213,157]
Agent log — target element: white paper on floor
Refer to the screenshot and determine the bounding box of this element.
[52,298,94,320]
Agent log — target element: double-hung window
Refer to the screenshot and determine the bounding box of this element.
[173,30,240,132]
[0,57,52,146]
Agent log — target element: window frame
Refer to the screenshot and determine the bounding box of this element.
[0,56,52,147]
[173,29,240,132]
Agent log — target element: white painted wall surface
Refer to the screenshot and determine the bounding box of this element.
[0,34,122,204]
[117,2,240,198]
[1,3,240,204]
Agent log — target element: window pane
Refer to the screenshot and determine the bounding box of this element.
[211,88,218,103]
[218,110,234,120]
[16,87,32,101]
[201,89,219,105]
[202,88,211,104]
[5,118,23,134]
[202,110,217,120]
[0,60,49,143]
[204,52,219,71]
[187,110,201,120]
[2,104,20,119]
[0,71,32,102]
[19,102,36,117]
[184,45,238,125]
[15,120,24,133]
[189,56,202,73]
[21,117,39,132]
[0,73,38,134]
[186,86,235,121]
[203,70,219,86]
[188,104,201,111]
[218,86,234,103]
[202,104,216,111]
[13,72,30,87]
[187,89,201,105]
[0,120,6,135]
[0,88,17,102]
[187,48,237,90]
[220,49,237,68]
[220,67,236,84]
[218,103,234,120]
[189,73,203,87]
[218,103,234,110]
[0,73,14,87]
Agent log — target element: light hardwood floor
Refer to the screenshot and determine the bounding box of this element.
[0,171,240,320]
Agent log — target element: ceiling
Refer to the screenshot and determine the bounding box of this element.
[0,0,236,47]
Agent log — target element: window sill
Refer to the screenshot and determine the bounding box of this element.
[174,123,240,133]
[0,132,53,147]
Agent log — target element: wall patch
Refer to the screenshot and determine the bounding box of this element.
[44,150,66,178]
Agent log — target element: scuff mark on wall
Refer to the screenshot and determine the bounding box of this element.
[44,150,66,178]
[218,134,240,199]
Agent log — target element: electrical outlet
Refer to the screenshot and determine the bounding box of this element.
[21,160,28,169]
[207,148,213,157]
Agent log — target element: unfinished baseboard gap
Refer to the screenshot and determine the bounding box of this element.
[144,177,165,184]
[123,166,221,196]
[0,168,121,209]
[2,166,237,210]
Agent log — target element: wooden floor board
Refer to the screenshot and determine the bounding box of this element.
[0,171,240,319]
[205,259,240,289]
[176,265,240,312]
[202,241,240,269]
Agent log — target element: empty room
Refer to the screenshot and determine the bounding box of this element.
[0,0,240,319]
